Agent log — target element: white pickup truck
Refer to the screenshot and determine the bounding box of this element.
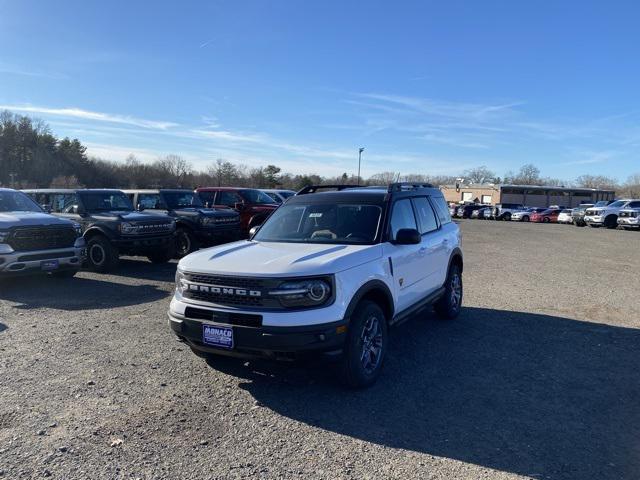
[584,199,640,229]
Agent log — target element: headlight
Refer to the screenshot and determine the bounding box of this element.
[119,222,138,234]
[200,216,215,226]
[175,270,187,294]
[72,223,83,236]
[0,230,8,243]
[269,278,333,308]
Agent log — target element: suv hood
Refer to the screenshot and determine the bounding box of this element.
[173,208,238,218]
[0,211,75,228]
[91,211,172,222]
[179,240,383,277]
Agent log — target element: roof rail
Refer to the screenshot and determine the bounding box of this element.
[296,184,361,195]
[387,182,435,192]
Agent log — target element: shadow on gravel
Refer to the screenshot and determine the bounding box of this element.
[0,322,7,333]
[208,307,640,480]
[103,258,178,282]
[0,276,168,310]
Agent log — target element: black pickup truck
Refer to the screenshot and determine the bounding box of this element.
[24,189,176,272]
[124,189,241,257]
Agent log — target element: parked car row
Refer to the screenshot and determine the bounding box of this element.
[448,199,640,230]
[0,186,297,277]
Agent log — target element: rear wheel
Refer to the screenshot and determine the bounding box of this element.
[522,215,530,222]
[542,217,550,223]
[175,228,198,258]
[86,235,119,272]
[503,212,512,221]
[340,301,387,389]
[435,263,463,320]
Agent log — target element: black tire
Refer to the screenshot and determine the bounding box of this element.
[434,263,463,320]
[51,269,77,279]
[522,215,530,222]
[542,217,550,223]
[340,301,388,389]
[604,215,618,229]
[503,212,511,221]
[86,235,119,272]
[575,221,586,227]
[175,228,198,258]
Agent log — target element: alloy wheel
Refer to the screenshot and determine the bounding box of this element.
[360,315,383,375]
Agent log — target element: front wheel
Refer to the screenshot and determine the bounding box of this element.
[175,228,198,258]
[340,301,388,389]
[86,236,119,272]
[522,215,530,222]
[434,264,463,319]
[542,217,550,223]
[604,215,618,229]
[503,213,512,221]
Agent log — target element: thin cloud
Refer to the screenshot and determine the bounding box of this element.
[0,62,68,80]
[0,104,177,130]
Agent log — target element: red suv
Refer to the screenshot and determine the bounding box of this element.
[531,208,562,223]
[195,187,279,236]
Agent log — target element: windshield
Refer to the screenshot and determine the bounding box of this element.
[255,202,382,244]
[0,190,43,213]
[594,201,609,207]
[263,191,283,204]
[80,192,133,212]
[608,200,626,208]
[162,191,203,209]
[240,189,277,204]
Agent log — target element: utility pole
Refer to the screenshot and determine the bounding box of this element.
[357,147,364,185]
[9,173,17,188]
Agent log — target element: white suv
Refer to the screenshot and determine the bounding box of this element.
[168,184,463,388]
[584,199,640,229]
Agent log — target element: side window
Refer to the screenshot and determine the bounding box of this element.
[627,201,640,209]
[430,196,452,224]
[389,199,417,239]
[412,197,438,234]
[51,194,78,213]
[197,191,215,207]
[139,194,161,209]
[217,191,241,206]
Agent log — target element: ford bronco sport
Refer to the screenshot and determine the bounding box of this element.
[24,189,176,272]
[124,189,241,257]
[169,183,463,388]
[0,188,85,277]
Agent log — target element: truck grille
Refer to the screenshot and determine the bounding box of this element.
[181,273,281,309]
[619,211,638,218]
[8,226,77,251]
[128,221,174,235]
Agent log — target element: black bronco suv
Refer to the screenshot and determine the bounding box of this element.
[24,189,176,272]
[124,189,241,257]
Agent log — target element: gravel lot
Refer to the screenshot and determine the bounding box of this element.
[1,220,639,480]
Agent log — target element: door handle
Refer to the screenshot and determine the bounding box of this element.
[419,247,427,255]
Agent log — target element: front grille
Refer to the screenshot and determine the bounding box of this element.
[212,216,239,224]
[134,221,174,234]
[8,226,77,251]
[182,273,279,308]
[184,307,262,327]
[619,211,638,218]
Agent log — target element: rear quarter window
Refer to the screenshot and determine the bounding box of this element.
[430,196,452,224]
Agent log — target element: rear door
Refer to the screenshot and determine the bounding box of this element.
[413,196,449,292]
[382,198,425,313]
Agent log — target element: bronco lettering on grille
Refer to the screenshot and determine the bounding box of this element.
[186,282,262,297]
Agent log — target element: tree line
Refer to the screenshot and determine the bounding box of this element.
[1,110,639,197]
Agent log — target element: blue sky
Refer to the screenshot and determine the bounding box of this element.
[1,0,639,180]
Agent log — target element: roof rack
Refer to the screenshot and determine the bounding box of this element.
[296,184,361,195]
[387,182,435,192]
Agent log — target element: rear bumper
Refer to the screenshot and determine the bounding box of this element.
[0,245,85,276]
[168,310,347,360]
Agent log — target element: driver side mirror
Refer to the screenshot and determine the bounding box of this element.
[137,203,145,211]
[41,204,52,213]
[394,228,421,245]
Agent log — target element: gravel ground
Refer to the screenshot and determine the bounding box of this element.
[0,220,639,480]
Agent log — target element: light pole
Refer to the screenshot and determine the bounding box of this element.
[357,147,364,185]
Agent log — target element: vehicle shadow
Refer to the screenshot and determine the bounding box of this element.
[206,307,640,480]
[0,276,169,311]
[0,322,7,333]
[102,257,178,283]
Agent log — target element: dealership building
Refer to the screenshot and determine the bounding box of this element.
[440,183,616,208]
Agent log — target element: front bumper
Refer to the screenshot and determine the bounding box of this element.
[112,233,174,253]
[168,310,347,359]
[196,225,241,245]
[0,243,85,276]
[584,216,603,225]
[618,218,640,227]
